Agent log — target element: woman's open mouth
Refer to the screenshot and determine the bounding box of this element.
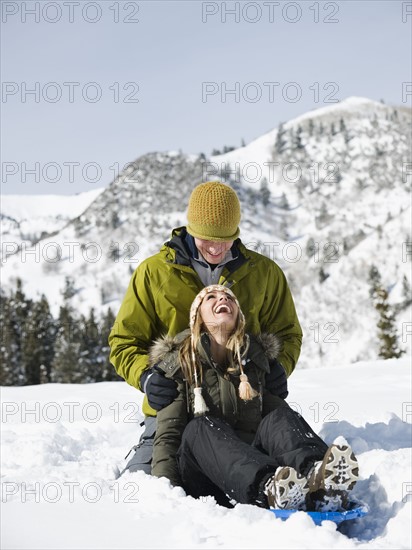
[214,304,231,314]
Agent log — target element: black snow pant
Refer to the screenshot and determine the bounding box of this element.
[176,407,329,508]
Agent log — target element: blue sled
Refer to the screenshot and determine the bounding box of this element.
[270,505,368,525]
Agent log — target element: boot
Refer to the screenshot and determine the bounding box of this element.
[264,466,310,510]
[307,438,359,512]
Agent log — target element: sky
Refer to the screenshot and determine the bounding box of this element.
[1,0,411,195]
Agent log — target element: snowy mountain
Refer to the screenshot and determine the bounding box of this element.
[1,97,411,368]
[1,356,411,549]
[0,188,104,259]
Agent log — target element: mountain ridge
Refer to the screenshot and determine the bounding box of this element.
[1,96,411,367]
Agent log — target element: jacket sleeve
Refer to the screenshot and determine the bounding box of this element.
[259,262,303,377]
[108,261,159,391]
[151,380,188,486]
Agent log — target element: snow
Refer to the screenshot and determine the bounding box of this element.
[1,188,104,221]
[0,188,104,252]
[1,356,411,549]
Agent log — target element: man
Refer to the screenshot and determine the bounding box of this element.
[109,181,302,474]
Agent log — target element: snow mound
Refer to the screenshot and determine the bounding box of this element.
[1,357,411,549]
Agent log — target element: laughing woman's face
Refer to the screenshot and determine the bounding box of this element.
[199,290,239,336]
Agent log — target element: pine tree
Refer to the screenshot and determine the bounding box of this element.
[51,281,82,383]
[315,202,331,228]
[36,295,56,384]
[369,265,404,359]
[260,177,270,206]
[288,128,295,150]
[111,211,121,229]
[375,287,404,359]
[279,192,290,210]
[306,237,317,258]
[294,126,304,149]
[401,275,412,308]
[78,309,103,383]
[319,267,329,284]
[0,292,20,385]
[7,279,32,385]
[22,307,42,385]
[62,276,76,301]
[108,242,120,263]
[100,308,122,381]
[334,168,342,184]
[368,265,381,297]
[275,123,287,154]
[19,293,55,385]
[220,163,232,181]
[51,305,81,383]
[235,164,241,184]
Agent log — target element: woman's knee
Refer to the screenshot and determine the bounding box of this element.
[182,415,235,445]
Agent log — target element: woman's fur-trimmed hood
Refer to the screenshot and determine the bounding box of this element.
[254,333,283,361]
[149,330,282,366]
[148,329,191,366]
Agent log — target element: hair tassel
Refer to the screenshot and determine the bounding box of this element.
[193,387,209,415]
[191,336,209,416]
[238,373,258,401]
[237,344,257,401]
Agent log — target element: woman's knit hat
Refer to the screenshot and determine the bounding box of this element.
[186,181,241,242]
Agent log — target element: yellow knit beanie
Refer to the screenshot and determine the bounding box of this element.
[186,181,241,242]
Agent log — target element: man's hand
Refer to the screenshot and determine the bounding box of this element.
[141,366,179,411]
[265,359,288,399]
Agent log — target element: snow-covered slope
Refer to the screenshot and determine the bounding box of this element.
[0,97,411,367]
[1,356,411,549]
[1,188,104,254]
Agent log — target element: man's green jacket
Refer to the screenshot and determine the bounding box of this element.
[108,227,303,416]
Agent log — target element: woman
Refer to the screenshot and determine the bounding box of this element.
[150,285,358,511]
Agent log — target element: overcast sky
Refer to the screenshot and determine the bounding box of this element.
[1,0,411,195]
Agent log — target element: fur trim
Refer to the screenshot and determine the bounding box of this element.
[149,330,283,365]
[255,333,283,361]
[148,330,190,366]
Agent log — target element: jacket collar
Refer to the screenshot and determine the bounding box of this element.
[165,227,246,274]
[149,330,282,375]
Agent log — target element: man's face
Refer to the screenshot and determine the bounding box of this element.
[194,238,233,265]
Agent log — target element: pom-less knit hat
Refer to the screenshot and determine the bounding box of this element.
[186,181,241,242]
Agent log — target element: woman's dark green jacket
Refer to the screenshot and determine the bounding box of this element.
[151,330,288,487]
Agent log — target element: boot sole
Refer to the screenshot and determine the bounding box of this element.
[273,466,310,510]
[321,444,359,492]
